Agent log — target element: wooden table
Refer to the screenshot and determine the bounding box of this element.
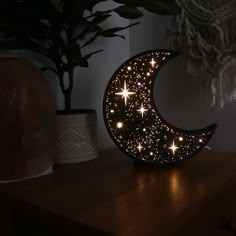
[1,149,236,236]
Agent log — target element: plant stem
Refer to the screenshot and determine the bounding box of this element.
[63,24,74,113]
[64,90,72,114]
[64,68,74,113]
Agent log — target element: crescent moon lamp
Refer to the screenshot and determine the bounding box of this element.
[103,49,217,165]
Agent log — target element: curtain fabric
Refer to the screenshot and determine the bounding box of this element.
[168,0,236,108]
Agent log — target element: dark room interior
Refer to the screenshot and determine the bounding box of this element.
[0,0,236,235]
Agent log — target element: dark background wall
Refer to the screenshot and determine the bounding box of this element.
[130,11,236,152]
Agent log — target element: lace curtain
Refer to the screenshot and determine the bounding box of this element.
[168,0,236,108]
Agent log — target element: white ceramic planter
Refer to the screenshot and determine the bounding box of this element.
[56,110,98,163]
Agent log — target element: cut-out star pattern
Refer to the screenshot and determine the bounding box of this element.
[168,141,179,155]
[103,50,216,165]
[137,103,148,117]
[115,80,135,106]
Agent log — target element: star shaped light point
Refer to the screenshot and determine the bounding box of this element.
[168,141,179,155]
[137,143,143,152]
[115,81,136,106]
[137,103,148,117]
[150,58,156,68]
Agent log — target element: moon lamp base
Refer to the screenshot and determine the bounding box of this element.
[132,158,186,168]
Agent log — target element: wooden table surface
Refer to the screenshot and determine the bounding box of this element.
[1,149,236,236]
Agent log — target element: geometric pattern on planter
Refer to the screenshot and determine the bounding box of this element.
[56,112,98,163]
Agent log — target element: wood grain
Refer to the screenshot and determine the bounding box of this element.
[0,149,236,235]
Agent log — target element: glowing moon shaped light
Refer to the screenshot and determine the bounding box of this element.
[103,49,217,165]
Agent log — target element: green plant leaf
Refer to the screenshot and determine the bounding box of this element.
[77,58,89,67]
[80,22,139,49]
[84,0,107,11]
[82,49,103,60]
[114,5,143,19]
[100,22,140,37]
[76,14,111,40]
[75,49,103,67]
[71,44,82,63]
[39,22,66,53]
[85,9,113,19]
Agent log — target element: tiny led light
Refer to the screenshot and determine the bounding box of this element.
[115,80,135,106]
[117,122,123,128]
[137,103,148,117]
[103,49,216,165]
[168,141,179,155]
[137,143,143,152]
[150,58,156,68]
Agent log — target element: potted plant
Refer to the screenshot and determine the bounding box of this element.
[0,0,180,163]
